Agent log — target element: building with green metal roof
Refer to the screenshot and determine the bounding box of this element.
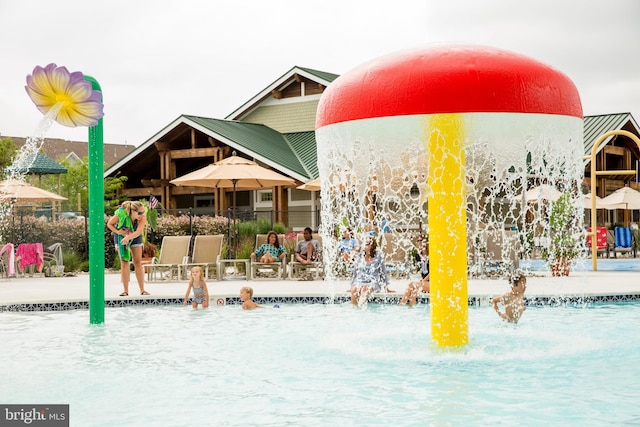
[104,65,640,230]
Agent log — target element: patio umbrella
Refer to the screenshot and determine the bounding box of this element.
[522,185,562,203]
[599,186,640,210]
[583,193,608,209]
[170,151,295,205]
[297,178,320,191]
[0,179,67,203]
[599,186,640,226]
[170,150,295,225]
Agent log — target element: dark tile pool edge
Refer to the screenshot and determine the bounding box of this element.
[1,293,640,312]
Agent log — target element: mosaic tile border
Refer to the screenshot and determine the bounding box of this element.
[1,293,639,313]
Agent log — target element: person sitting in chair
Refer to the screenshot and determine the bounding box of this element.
[337,228,360,262]
[251,231,286,263]
[295,227,321,265]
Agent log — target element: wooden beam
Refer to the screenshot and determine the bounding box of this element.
[120,187,164,197]
[170,147,222,159]
[170,186,217,196]
[271,89,282,99]
[154,141,170,151]
[604,145,625,156]
[595,170,635,176]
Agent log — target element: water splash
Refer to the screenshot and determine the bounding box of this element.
[0,103,63,241]
[316,113,585,280]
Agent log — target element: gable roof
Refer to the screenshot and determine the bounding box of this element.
[104,115,317,182]
[9,151,67,175]
[225,65,339,121]
[583,112,640,164]
[184,115,313,180]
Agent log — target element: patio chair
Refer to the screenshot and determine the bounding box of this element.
[380,233,411,279]
[612,227,636,258]
[480,230,521,277]
[0,243,15,280]
[179,234,224,281]
[250,234,286,280]
[144,235,191,282]
[586,227,609,258]
[288,233,323,280]
[15,243,44,278]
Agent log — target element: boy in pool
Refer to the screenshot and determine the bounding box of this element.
[491,270,527,323]
[240,286,262,310]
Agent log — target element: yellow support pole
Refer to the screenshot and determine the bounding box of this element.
[427,114,469,347]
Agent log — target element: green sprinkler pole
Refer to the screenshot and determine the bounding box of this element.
[84,75,105,324]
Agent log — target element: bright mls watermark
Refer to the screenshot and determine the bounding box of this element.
[1,405,68,426]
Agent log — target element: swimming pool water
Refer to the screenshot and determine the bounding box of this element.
[1,303,639,426]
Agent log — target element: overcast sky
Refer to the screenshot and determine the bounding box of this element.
[1,0,639,147]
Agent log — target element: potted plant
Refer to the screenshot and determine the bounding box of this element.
[142,241,158,260]
[284,231,298,256]
[140,198,159,261]
[542,191,579,276]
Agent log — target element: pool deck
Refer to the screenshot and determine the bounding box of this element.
[0,265,638,310]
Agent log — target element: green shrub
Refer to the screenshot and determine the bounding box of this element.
[255,218,274,234]
[153,214,229,243]
[62,251,83,272]
[191,215,230,236]
[236,220,258,239]
[0,215,87,254]
[235,237,255,259]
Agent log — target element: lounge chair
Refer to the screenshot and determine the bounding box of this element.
[587,227,609,258]
[15,243,44,277]
[250,234,286,280]
[144,235,191,281]
[612,227,636,258]
[179,235,224,280]
[288,233,323,280]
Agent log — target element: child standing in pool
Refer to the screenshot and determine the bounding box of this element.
[240,286,262,310]
[184,266,209,309]
[492,270,527,323]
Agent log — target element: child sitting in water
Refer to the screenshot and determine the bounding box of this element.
[240,286,262,310]
[491,270,527,323]
[398,275,430,307]
[399,239,430,306]
[183,266,209,309]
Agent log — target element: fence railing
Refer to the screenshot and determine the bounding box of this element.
[3,208,321,258]
[162,208,321,232]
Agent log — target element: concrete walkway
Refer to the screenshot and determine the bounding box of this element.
[0,268,638,307]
